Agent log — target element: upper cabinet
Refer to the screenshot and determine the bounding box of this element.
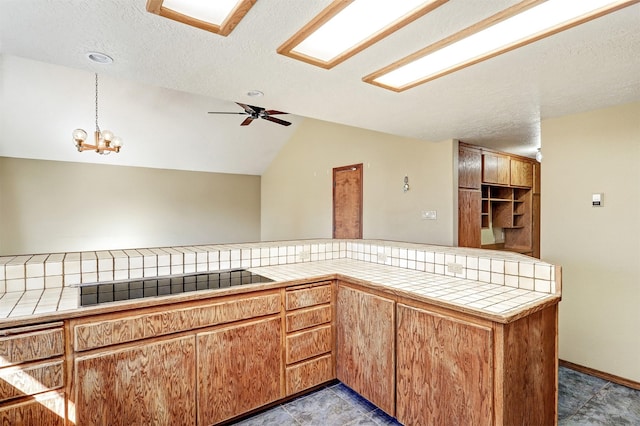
[458,144,482,189]
[510,158,533,188]
[482,152,510,185]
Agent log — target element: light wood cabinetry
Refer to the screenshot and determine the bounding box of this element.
[396,304,493,425]
[74,335,197,425]
[284,282,335,396]
[510,158,533,188]
[336,283,395,416]
[0,390,65,426]
[482,152,511,185]
[458,142,539,256]
[0,323,65,425]
[459,189,482,248]
[197,317,282,424]
[459,144,482,189]
[69,290,284,425]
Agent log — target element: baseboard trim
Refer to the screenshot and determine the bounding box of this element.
[560,359,640,391]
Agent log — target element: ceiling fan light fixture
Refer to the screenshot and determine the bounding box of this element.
[365,0,639,91]
[278,0,448,69]
[146,0,256,36]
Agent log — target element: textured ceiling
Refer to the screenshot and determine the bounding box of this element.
[1,0,639,173]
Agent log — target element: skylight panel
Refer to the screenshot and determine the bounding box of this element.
[364,0,639,91]
[278,0,448,69]
[146,0,255,36]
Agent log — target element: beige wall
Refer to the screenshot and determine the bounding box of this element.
[541,102,640,382]
[261,118,456,245]
[0,157,261,255]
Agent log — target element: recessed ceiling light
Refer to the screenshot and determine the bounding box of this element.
[365,0,639,91]
[246,90,264,97]
[86,52,113,64]
[146,0,255,36]
[278,0,448,69]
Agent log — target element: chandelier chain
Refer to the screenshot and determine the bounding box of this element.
[94,73,100,133]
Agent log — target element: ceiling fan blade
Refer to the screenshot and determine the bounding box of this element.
[240,116,254,126]
[264,110,288,115]
[208,111,248,114]
[236,102,264,114]
[262,116,291,126]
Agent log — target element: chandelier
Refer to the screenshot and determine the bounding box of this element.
[72,73,123,155]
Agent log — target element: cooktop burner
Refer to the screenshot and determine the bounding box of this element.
[79,270,274,306]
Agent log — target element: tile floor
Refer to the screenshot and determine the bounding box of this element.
[232,366,640,425]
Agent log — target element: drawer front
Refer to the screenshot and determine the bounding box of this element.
[0,328,64,367]
[286,305,331,333]
[286,284,332,311]
[74,292,280,352]
[0,390,65,425]
[286,354,333,396]
[0,360,64,403]
[286,324,332,365]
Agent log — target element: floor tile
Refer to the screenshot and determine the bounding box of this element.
[283,388,365,426]
[560,382,640,426]
[234,406,300,426]
[330,383,377,414]
[558,366,608,419]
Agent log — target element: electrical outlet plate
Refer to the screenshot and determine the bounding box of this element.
[447,263,464,274]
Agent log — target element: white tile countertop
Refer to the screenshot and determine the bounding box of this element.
[0,239,561,326]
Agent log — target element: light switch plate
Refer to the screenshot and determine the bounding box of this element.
[421,210,437,220]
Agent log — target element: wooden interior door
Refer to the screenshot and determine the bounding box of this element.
[333,164,363,239]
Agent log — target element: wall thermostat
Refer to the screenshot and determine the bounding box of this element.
[592,193,603,207]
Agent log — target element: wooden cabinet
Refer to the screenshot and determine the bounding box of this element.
[396,304,493,425]
[197,317,282,424]
[0,390,65,426]
[284,282,335,396]
[458,142,540,257]
[459,144,482,189]
[459,189,482,248]
[510,158,533,187]
[482,152,510,185]
[336,283,395,416]
[0,323,65,425]
[70,290,283,425]
[74,335,196,425]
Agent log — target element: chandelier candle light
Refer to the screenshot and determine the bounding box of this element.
[72,73,123,155]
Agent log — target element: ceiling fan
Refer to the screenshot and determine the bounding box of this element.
[208,102,291,126]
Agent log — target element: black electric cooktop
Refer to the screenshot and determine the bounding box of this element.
[79,270,274,306]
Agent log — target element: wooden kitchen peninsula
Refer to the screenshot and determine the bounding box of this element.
[0,239,561,425]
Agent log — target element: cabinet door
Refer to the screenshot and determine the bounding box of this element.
[458,145,482,189]
[458,189,481,248]
[482,153,510,185]
[336,284,395,416]
[74,335,196,426]
[197,317,282,425]
[510,158,533,187]
[396,304,493,426]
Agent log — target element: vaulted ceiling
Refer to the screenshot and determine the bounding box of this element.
[1,0,638,174]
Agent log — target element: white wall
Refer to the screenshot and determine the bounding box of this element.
[541,102,640,382]
[0,157,261,255]
[261,118,456,245]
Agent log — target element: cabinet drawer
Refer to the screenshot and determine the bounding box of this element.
[286,305,331,333]
[286,354,333,396]
[74,292,280,352]
[0,360,64,403]
[286,324,332,365]
[0,327,64,367]
[286,284,332,310]
[0,390,65,425]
